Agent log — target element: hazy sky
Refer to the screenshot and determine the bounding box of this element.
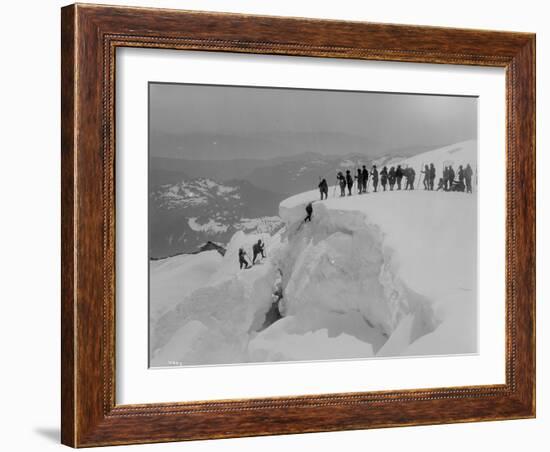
[150,82,477,160]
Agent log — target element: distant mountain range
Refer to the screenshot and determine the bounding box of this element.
[149,178,285,258]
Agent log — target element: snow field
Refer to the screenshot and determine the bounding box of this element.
[150,141,478,366]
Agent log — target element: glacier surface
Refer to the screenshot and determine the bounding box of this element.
[150,141,477,366]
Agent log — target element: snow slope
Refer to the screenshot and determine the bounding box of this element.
[150,230,281,365]
[149,250,223,324]
[150,141,478,366]
[277,190,477,357]
[397,139,476,172]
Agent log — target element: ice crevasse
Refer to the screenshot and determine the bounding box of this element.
[151,187,477,366]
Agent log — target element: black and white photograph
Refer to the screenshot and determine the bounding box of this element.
[148,82,478,367]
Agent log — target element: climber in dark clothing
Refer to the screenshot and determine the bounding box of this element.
[403,167,411,190]
[345,170,353,196]
[380,166,388,191]
[408,167,416,190]
[318,178,329,200]
[304,202,313,222]
[422,164,430,190]
[464,163,474,193]
[436,177,445,191]
[442,166,448,190]
[429,163,436,190]
[371,165,379,192]
[395,165,404,190]
[337,171,346,197]
[458,165,465,185]
[238,247,250,269]
[448,165,455,189]
[361,165,368,193]
[388,166,396,190]
[252,239,265,264]
[355,169,363,194]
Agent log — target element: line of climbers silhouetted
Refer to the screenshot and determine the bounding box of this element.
[323,162,474,201]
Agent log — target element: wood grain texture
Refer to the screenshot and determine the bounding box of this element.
[60,3,536,447]
[60,5,76,447]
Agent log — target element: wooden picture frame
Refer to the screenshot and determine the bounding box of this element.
[61,3,535,447]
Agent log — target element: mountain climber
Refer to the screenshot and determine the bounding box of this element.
[448,165,455,189]
[238,247,251,269]
[355,168,363,194]
[388,166,396,190]
[395,165,404,190]
[318,178,329,200]
[252,239,266,264]
[429,163,436,190]
[380,166,388,191]
[304,202,313,222]
[458,165,465,185]
[337,171,346,197]
[345,170,354,196]
[362,165,369,193]
[371,165,379,192]
[443,166,449,191]
[422,164,430,190]
[408,167,416,190]
[464,163,474,193]
[403,167,411,190]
